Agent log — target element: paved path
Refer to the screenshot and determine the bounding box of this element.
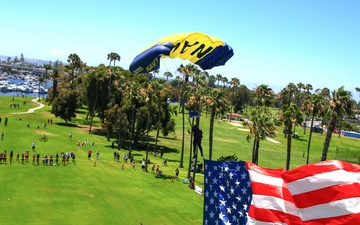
[11,98,45,114]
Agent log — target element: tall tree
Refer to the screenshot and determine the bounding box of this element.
[280,103,303,170]
[164,71,173,81]
[107,52,121,100]
[177,64,198,168]
[204,89,229,160]
[228,77,240,122]
[321,86,354,161]
[302,94,326,164]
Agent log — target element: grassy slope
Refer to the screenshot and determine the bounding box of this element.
[0,96,359,225]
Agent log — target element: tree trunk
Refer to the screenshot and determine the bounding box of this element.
[209,107,215,160]
[145,104,151,172]
[306,114,315,164]
[321,116,336,161]
[179,103,185,168]
[286,124,292,170]
[89,81,98,134]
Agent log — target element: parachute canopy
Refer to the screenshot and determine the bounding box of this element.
[129,32,234,74]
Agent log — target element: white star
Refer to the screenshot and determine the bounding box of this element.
[220,185,225,192]
[227,206,232,214]
[235,164,241,172]
[227,193,231,199]
[210,197,215,205]
[213,190,218,197]
[243,203,248,210]
[204,219,208,225]
[236,195,242,202]
[209,211,215,218]
[224,220,232,225]
[241,187,247,195]
[212,177,218,184]
[229,172,234,179]
[205,177,208,184]
[205,190,209,197]
[247,180,251,187]
[235,180,240,187]
[205,204,209,211]
[213,165,218,171]
[232,203,237,210]
[219,198,226,206]
[209,184,213,190]
[215,220,219,225]
[207,171,212,177]
[219,172,224,178]
[232,214,237,222]
[224,165,229,172]
[205,164,208,170]
[238,210,244,217]
[240,172,247,180]
[230,187,235,195]
[219,212,225,220]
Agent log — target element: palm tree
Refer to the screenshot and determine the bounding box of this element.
[321,86,354,161]
[164,71,173,81]
[204,89,229,160]
[302,94,326,164]
[280,103,303,170]
[215,74,222,87]
[49,68,60,102]
[177,64,198,168]
[228,77,240,122]
[107,52,121,99]
[37,77,45,99]
[245,84,275,164]
[245,107,276,164]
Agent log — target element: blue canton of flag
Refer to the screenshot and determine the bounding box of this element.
[203,160,252,225]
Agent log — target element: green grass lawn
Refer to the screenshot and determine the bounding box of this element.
[0,96,359,225]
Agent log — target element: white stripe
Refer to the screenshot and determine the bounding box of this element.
[248,170,284,187]
[286,170,360,195]
[299,197,360,221]
[246,216,288,225]
[252,194,299,217]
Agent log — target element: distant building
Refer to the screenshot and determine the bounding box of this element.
[226,113,242,121]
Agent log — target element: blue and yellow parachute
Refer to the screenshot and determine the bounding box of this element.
[129,32,234,74]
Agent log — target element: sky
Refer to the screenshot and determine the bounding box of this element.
[1,0,359,100]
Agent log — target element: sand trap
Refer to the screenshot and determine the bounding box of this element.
[231,122,280,144]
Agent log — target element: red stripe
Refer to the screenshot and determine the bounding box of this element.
[251,181,295,203]
[292,183,360,208]
[282,160,360,182]
[248,206,303,225]
[303,212,360,225]
[246,161,286,177]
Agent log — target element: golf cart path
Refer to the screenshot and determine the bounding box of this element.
[11,98,45,114]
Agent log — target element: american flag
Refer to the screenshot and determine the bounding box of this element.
[281,160,360,224]
[204,160,360,225]
[203,159,252,225]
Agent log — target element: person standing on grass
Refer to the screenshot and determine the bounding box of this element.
[9,150,13,165]
[69,132,72,139]
[175,168,179,178]
[88,150,92,160]
[1,132,4,141]
[32,141,36,151]
[72,152,76,164]
[96,151,99,161]
[55,153,59,165]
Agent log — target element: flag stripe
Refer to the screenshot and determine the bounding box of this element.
[299,197,360,221]
[251,182,295,203]
[292,183,360,208]
[246,162,303,225]
[282,160,360,225]
[248,207,303,225]
[281,160,360,181]
[285,170,360,195]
